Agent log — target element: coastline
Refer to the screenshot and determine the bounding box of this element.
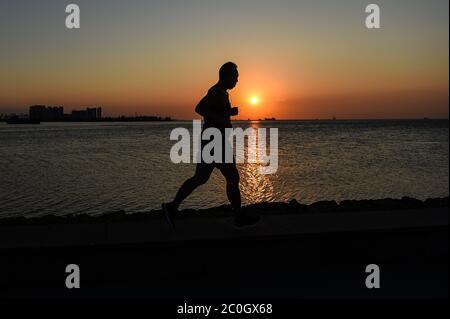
[1,196,447,299]
[1,196,447,228]
[0,196,447,249]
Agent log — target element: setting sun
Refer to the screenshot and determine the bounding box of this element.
[250,96,259,105]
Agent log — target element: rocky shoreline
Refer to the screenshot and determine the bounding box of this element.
[1,196,448,227]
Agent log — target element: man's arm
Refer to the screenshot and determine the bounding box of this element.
[196,103,238,118]
[195,93,230,126]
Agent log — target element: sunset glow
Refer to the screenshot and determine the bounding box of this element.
[0,0,448,119]
[250,97,259,105]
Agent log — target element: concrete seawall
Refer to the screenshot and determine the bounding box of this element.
[0,197,448,299]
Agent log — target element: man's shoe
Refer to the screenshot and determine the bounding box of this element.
[233,211,260,229]
[162,202,177,229]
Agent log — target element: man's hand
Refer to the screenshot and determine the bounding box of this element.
[230,107,239,116]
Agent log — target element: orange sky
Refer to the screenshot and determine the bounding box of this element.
[0,0,448,119]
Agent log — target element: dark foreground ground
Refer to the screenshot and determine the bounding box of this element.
[0,197,448,300]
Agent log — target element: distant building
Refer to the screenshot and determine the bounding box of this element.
[70,107,102,121]
[71,110,88,121]
[29,105,63,121]
[46,106,64,121]
[86,108,97,120]
[29,105,46,121]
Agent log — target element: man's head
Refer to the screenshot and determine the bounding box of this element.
[219,62,239,90]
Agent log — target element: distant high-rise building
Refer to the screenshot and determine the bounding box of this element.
[86,108,97,121]
[46,106,64,121]
[29,105,46,121]
[82,107,102,121]
[29,105,64,121]
[28,105,103,122]
[71,110,87,121]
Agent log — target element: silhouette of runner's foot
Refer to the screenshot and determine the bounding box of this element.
[233,210,260,229]
[162,202,178,228]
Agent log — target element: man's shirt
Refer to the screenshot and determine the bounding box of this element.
[195,85,232,130]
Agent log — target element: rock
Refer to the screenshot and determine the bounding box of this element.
[100,210,127,222]
[0,216,28,226]
[339,197,427,212]
[339,200,378,212]
[400,197,425,209]
[289,199,300,207]
[309,200,339,213]
[288,199,308,213]
[67,214,94,224]
[424,197,449,208]
[0,197,448,227]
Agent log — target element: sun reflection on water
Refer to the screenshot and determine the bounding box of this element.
[237,121,276,204]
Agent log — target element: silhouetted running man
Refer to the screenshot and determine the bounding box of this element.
[162,62,260,229]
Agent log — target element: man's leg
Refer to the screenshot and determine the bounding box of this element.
[219,163,260,228]
[171,163,215,209]
[163,163,214,228]
[217,163,241,210]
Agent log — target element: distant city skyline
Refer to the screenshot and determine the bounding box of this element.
[0,104,175,123]
[0,0,448,119]
[0,104,173,119]
[29,105,102,121]
[0,103,448,120]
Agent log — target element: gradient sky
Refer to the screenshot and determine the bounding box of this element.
[0,0,448,119]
